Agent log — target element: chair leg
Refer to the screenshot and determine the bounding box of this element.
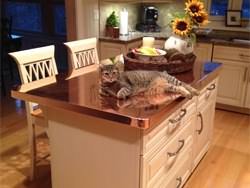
[29,123,37,181]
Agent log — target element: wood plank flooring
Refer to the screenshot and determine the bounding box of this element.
[1,93,250,188]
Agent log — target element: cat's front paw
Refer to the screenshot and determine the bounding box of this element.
[117,87,131,99]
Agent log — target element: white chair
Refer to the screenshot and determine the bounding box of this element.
[9,45,58,180]
[64,37,99,79]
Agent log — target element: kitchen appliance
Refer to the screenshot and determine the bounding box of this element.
[136,6,161,32]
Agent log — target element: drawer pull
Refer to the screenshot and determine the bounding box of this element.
[168,140,185,157]
[207,83,216,91]
[176,177,182,188]
[169,109,187,124]
[197,112,204,134]
[239,53,250,58]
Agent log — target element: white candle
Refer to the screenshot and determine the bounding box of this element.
[119,9,128,36]
[142,37,155,48]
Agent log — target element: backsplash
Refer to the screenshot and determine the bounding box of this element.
[99,1,185,36]
[99,2,140,36]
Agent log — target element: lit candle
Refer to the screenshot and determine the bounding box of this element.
[142,37,155,48]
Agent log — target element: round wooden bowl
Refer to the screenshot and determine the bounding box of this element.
[124,49,196,74]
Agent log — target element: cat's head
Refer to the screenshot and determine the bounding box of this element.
[100,64,120,84]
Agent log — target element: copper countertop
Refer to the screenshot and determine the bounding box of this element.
[11,62,222,129]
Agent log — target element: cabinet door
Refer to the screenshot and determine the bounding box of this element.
[100,42,126,60]
[213,59,247,107]
[194,101,214,167]
[193,42,213,62]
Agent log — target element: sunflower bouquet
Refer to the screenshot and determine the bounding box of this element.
[170,0,209,40]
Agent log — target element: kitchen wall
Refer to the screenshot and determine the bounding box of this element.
[99,0,185,35]
[99,0,250,36]
[99,2,140,36]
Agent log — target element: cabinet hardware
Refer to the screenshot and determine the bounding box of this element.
[168,139,185,157]
[176,177,182,188]
[197,112,204,134]
[239,53,250,58]
[207,83,216,91]
[169,109,187,124]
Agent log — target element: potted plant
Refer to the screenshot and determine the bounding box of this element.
[106,11,119,38]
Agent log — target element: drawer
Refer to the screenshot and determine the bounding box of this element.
[158,147,193,188]
[142,118,194,188]
[142,98,196,155]
[213,45,250,63]
[198,79,218,108]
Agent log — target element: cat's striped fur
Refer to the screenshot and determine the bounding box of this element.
[100,64,199,99]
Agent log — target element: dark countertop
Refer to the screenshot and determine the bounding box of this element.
[99,30,250,48]
[11,62,222,130]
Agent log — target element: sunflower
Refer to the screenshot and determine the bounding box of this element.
[172,18,192,37]
[192,11,209,26]
[185,0,205,17]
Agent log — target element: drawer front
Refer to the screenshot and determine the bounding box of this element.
[198,79,218,108]
[213,45,250,63]
[159,147,192,188]
[142,98,196,155]
[142,118,194,188]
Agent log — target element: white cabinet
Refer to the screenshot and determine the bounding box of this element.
[141,78,218,188]
[213,45,250,109]
[194,80,217,167]
[214,60,247,107]
[193,42,213,62]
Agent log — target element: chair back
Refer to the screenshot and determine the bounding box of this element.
[64,37,99,79]
[9,45,58,92]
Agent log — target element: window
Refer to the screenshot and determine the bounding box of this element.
[54,4,66,35]
[4,1,42,32]
[242,0,250,19]
[2,0,66,36]
[210,0,229,16]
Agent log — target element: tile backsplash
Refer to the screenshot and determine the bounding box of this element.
[99,2,140,36]
[99,1,185,36]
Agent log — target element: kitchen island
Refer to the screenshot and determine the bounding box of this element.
[12,61,221,188]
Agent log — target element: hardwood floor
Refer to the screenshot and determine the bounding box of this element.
[184,110,250,188]
[0,87,249,187]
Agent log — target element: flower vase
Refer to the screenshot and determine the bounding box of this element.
[164,35,194,55]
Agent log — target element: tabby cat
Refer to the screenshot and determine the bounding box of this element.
[99,64,199,99]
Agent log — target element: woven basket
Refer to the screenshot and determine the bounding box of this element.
[124,49,196,74]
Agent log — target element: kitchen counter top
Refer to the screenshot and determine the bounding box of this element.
[99,30,250,48]
[11,61,222,129]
